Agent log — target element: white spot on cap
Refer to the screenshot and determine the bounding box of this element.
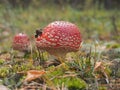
[55,36,59,39]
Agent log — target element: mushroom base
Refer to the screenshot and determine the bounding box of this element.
[37,47,78,57]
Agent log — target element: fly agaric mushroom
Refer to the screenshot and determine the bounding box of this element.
[35,21,82,62]
[12,33,30,52]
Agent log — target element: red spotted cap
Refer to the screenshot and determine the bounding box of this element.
[36,21,82,55]
[12,33,30,51]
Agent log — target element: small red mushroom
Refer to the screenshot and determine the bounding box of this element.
[12,33,30,52]
[35,21,82,62]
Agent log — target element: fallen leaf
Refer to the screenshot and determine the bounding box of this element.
[0,53,11,60]
[25,70,45,82]
[94,62,102,71]
[94,61,109,81]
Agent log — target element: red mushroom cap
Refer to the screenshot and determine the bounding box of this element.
[36,21,82,55]
[12,33,30,51]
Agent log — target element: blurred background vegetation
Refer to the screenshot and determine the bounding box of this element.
[1,0,120,9]
[0,0,120,42]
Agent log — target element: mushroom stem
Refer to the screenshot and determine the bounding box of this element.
[37,48,44,66]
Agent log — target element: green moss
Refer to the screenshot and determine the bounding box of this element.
[106,43,120,49]
[53,77,86,90]
[99,86,107,90]
[0,59,5,64]
[46,64,68,79]
[0,67,10,77]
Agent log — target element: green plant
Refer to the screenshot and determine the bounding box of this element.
[53,77,86,90]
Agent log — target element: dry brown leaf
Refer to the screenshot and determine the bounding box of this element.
[0,53,11,60]
[94,62,102,71]
[25,70,45,82]
[94,61,109,80]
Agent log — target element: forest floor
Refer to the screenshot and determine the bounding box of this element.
[0,5,120,90]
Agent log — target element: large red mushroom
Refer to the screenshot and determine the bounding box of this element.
[35,21,82,62]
